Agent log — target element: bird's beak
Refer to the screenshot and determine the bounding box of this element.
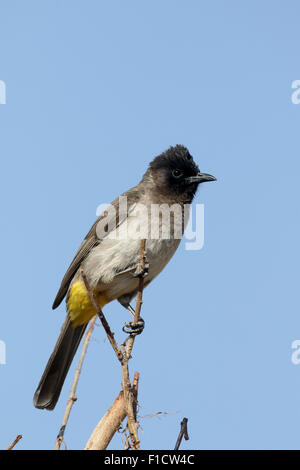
[185,172,217,184]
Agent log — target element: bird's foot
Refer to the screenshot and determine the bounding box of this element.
[122,317,145,336]
[132,262,149,278]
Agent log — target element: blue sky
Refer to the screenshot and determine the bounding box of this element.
[1,0,300,450]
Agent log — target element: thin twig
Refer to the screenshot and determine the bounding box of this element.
[123,240,147,450]
[6,435,22,450]
[139,410,179,419]
[174,417,189,450]
[132,371,140,422]
[55,316,97,450]
[120,348,140,449]
[123,372,140,450]
[80,269,123,362]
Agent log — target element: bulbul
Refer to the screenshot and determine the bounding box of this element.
[33,145,216,410]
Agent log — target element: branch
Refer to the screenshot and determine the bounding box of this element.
[174,417,189,450]
[84,391,127,450]
[55,315,97,450]
[121,240,147,450]
[120,348,140,449]
[132,371,140,422]
[7,435,22,450]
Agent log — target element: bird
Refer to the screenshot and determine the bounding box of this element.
[33,144,216,410]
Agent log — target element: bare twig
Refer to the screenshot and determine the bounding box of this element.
[140,410,179,419]
[55,316,97,450]
[174,417,189,450]
[132,371,140,421]
[122,240,147,450]
[6,435,22,450]
[121,348,140,449]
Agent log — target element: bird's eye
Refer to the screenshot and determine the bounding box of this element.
[172,169,182,178]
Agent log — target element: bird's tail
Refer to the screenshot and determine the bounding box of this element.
[33,315,87,410]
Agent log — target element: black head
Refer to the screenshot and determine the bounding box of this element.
[147,145,216,202]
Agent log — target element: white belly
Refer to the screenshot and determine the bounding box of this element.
[80,203,186,301]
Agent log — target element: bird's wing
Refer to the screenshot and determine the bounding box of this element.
[52,187,140,309]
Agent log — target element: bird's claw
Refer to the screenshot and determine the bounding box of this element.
[133,263,149,278]
[122,317,145,336]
